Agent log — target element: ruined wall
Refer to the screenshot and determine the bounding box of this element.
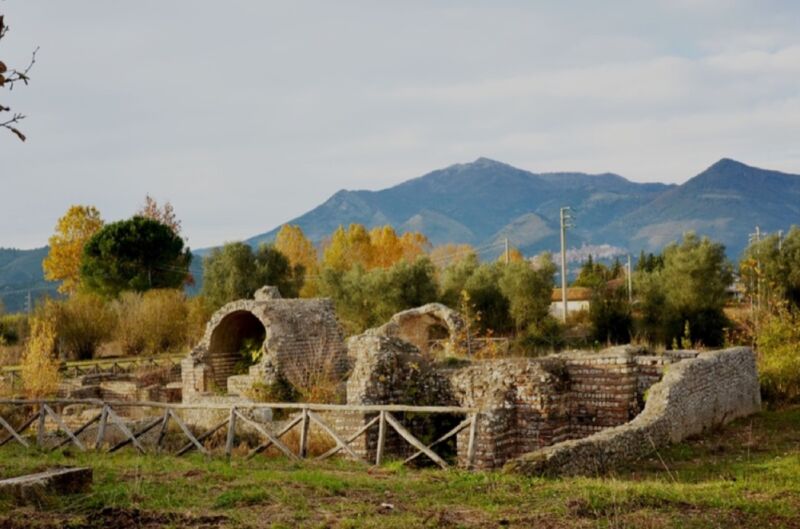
[505,347,761,476]
[182,289,347,399]
[367,303,463,355]
[447,358,571,469]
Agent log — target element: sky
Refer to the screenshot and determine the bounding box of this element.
[2,1,800,250]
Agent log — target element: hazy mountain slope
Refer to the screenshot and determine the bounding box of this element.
[247,158,670,256]
[0,247,58,313]
[602,158,800,256]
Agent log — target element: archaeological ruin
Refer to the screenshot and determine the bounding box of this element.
[174,286,762,475]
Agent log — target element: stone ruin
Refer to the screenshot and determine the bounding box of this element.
[179,286,762,475]
[181,286,348,400]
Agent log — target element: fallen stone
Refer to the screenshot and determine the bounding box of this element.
[0,467,93,504]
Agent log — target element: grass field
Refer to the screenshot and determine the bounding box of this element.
[0,406,799,528]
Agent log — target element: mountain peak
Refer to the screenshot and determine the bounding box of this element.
[707,158,749,171]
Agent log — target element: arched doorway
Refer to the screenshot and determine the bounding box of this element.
[207,310,267,390]
[395,313,452,354]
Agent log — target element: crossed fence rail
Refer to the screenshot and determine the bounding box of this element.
[0,399,479,470]
[0,354,184,386]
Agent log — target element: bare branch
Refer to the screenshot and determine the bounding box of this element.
[1,13,36,141]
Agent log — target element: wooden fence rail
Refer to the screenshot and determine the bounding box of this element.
[1,354,184,386]
[0,399,479,470]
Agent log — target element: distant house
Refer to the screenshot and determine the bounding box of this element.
[549,287,592,318]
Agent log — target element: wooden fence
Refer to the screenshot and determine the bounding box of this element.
[0,399,478,470]
[0,354,183,387]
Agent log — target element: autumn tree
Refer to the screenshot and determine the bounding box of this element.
[369,226,404,268]
[429,243,477,268]
[0,14,37,141]
[496,245,525,264]
[274,224,318,296]
[80,216,192,298]
[322,224,373,271]
[20,309,60,398]
[137,195,182,235]
[42,205,105,294]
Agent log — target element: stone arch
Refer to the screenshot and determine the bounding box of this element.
[371,303,464,355]
[206,310,267,389]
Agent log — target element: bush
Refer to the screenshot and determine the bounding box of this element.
[20,312,60,398]
[0,313,29,345]
[51,292,116,360]
[757,305,800,404]
[112,289,190,355]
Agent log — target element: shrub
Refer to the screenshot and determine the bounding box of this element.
[51,292,116,360]
[20,312,60,398]
[757,305,800,404]
[0,313,29,345]
[112,289,190,355]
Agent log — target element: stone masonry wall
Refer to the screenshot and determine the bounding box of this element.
[505,347,761,476]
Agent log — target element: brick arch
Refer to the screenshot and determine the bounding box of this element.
[206,310,267,389]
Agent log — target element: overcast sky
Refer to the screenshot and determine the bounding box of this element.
[2,1,799,249]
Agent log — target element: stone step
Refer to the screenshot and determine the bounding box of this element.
[0,467,93,505]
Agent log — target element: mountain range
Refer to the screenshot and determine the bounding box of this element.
[246,157,800,259]
[2,157,799,313]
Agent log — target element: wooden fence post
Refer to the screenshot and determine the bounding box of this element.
[37,405,46,448]
[466,412,478,470]
[299,407,310,459]
[95,405,109,449]
[375,411,386,466]
[225,406,237,458]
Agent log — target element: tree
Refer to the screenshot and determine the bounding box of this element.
[274,224,318,296]
[202,242,300,308]
[462,264,511,334]
[635,232,733,347]
[137,195,182,235]
[322,224,372,271]
[20,310,59,398]
[399,232,430,262]
[589,283,632,345]
[498,258,555,333]
[740,227,800,309]
[275,224,317,272]
[316,257,438,335]
[80,216,192,298]
[0,15,37,141]
[43,205,105,294]
[429,243,477,268]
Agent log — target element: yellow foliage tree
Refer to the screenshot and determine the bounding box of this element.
[429,243,477,268]
[322,224,373,271]
[42,205,104,294]
[21,311,60,398]
[369,226,404,269]
[275,224,320,297]
[497,245,525,264]
[400,232,430,262]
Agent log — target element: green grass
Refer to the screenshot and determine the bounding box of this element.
[1,407,799,528]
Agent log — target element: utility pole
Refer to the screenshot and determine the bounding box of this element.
[504,238,510,265]
[25,290,32,315]
[778,229,784,252]
[748,226,763,314]
[559,207,572,323]
[626,254,633,304]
